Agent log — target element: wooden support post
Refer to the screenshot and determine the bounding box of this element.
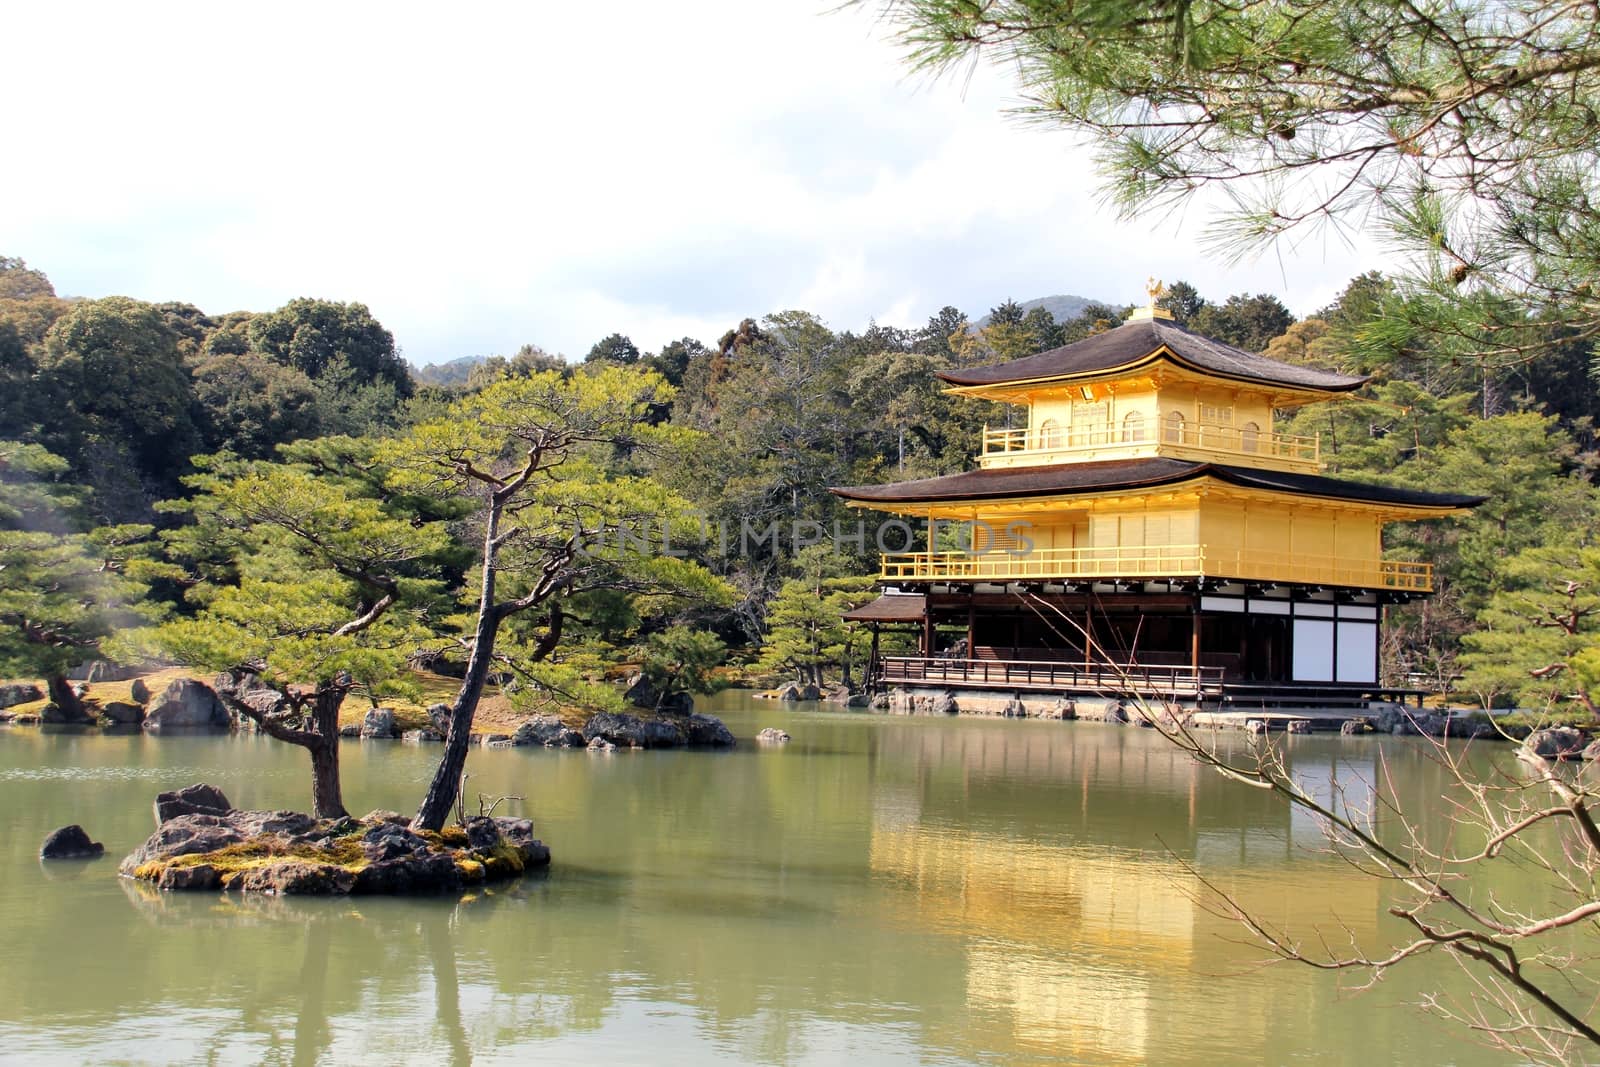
[922,607,934,658]
[1084,598,1093,670]
[868,624,881,688]
[1191,604,1202,675]
[966,597,976,661]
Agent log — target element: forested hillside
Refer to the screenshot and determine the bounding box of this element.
[3,254,1597,712]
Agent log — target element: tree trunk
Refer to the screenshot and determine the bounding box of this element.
[414,503,503,832]
[413,606,499,830]
[46,674,88,722]
[309,686,348,820]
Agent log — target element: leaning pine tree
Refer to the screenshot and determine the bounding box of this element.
[153,442,450,819]
[384,365,729,832]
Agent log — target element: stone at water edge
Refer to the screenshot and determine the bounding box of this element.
[154,783,233,826]
[359,707,397,739]
[101,701,145,725]
[143,679,229,730]
[1245,719,1268,735]
[40,701,96,725]
[682,714,736,747]
[426,703,452,735]
[402,728,444,743]
[587,736,616,752]
[40,825,104,860]
[1525,726,1588,760]
[512,716,585,748]
[1341,718,1373,735]
[0,683,41,709]
[1286,719,1312,734]
[756,728,791,743]
[120,805,551,894]
[622,672,694,715]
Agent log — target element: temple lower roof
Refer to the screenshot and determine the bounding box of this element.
[831,457,1484,511]
[842,594,927,622]
[938,317,1367,393]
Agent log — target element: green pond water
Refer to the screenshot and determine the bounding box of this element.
[0,693,1565,1065]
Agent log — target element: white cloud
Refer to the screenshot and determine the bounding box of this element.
[2,0,1379,364]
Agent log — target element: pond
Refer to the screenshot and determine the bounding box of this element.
[0,692,1548,1064]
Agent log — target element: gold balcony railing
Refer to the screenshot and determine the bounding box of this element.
[980,420,1320,471]
[880,544,1431,592]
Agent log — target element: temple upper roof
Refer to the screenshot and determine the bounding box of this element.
[832,456,1484,512]
[938,317,1368,393]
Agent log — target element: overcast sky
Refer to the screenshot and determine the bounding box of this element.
[5,1,1379,367]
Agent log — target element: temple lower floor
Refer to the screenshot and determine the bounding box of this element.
[852,579,1413,701]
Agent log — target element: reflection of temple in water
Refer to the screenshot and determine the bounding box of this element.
[863,722,1384,1062]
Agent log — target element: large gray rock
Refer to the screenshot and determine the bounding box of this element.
[361,822,432,862]
[583,712,686,749]
[154,783,234,825]
[40,825,104,860]
[157,863,221,891]
[776,682,821,702]
[682,713,736,747]
[101,701,145,725]
[359,707,397,739]
[129,678,151,705]
[929,692,959,716]
[1525,727,1588,760]
[144,679,229,730]
[1036,697,1076,721]
[0,683,41,709]
[122,807,318,875]
[581,710,736,749]
[622,673,693,714]
[401,728,444,743]
[40,701,95,725]
[120,815,247,873]
[426,703,452,735]
[512,716,584,748]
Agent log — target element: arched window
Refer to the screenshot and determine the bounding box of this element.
[1038,418,1063,450]
[1122,410,1145,443]
[1162,411,1185,444]
[1240,421,1260,453]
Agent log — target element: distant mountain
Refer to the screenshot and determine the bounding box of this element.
[975,293,1108,328]
[412,355,486,387]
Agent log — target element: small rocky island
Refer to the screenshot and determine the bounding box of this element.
[121,784,550,895]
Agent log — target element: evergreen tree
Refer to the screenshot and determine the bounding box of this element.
[0,442,165,720]
[154,443,451,817]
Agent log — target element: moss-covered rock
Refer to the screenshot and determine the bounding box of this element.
[121,787,550,896]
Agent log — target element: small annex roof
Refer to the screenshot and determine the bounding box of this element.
[938,317,1367,393]
[831,457,1484,511]
[842,594,927,622]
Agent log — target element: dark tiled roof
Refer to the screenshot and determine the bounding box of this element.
[842,594,927,622]
[938,317,1367,392]
[831,457,1484,510]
